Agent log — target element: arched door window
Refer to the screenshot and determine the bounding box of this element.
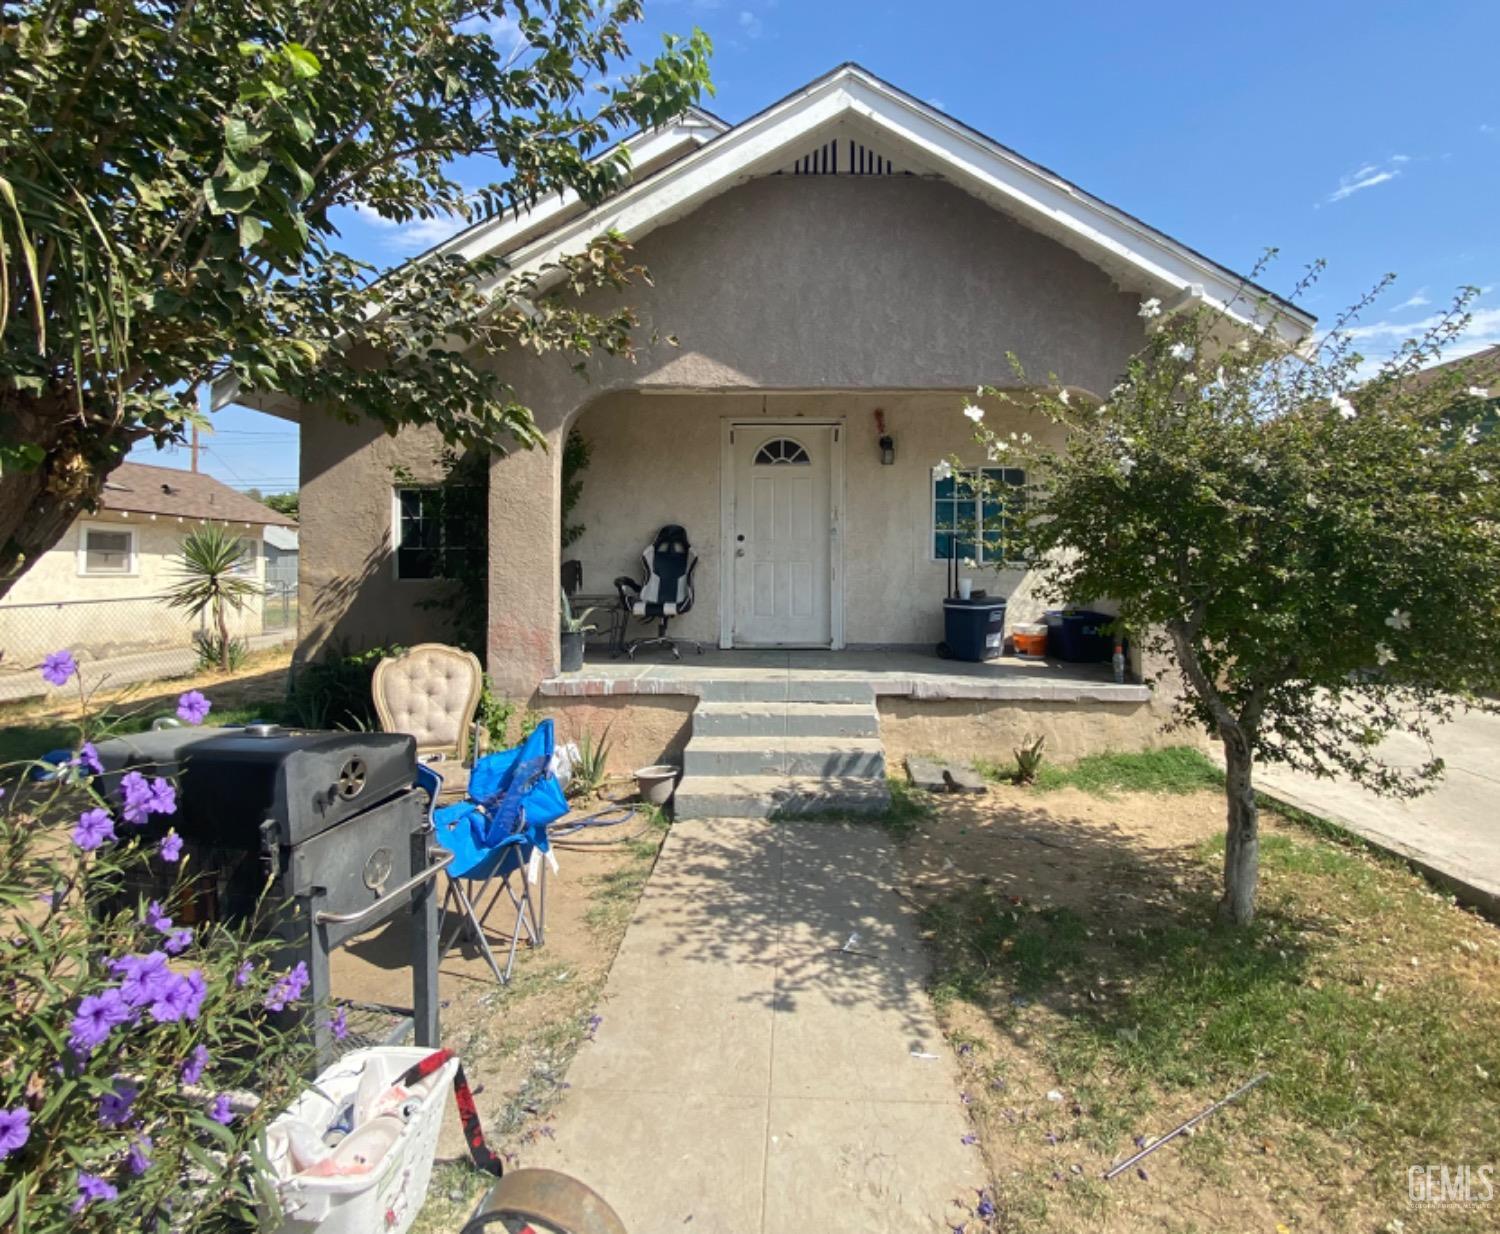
[753,438,810,465]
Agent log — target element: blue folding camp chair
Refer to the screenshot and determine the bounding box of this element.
[429,720,571,984]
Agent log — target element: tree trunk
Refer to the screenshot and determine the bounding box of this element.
[214,595,230,672]
[0,393,121,602]
[1219,729,1260,926]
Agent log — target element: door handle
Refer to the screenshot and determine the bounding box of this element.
[735,548,746,558]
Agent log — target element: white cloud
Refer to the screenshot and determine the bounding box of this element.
[737,9,763,37]
[1339,305,1500,374]
[1393,290,1430,311]
[1323,156,1409,204]
[350,203,471,253]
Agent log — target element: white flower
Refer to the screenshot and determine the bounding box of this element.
[976,385,985,397]
[1467,386,1489,399]
[1057,388,1070,405]
[1020,432,1033,445]
[962,557,977,569]
[963,403,985,423]
[1234,339,1251,353]
[987,440,1009,457]
[1243,452,1267,473]
[1479,470,1494,483]
[1375,642,1397,666]
[1168,342,1195,361]
[1385,608,1411,631]
[1138,297,1163,319]
[932,460,953,481]
[1181,372,1198,385]
[1305,492,1320,509]
[1462,424,1481,445]
[1118,455,1137,477]
[1332,395,1357,420]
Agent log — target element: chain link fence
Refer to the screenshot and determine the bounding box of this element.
[0,591,296,704]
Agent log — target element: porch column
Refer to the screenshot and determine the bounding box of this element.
[486,426,564,698]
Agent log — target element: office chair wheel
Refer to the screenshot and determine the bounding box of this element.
[670,645,681,661]
[461,1169,628,1234]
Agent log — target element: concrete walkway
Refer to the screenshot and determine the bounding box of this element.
[1253,707,1500,915]
[523,818,984,1231]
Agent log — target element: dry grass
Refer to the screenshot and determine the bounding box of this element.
[904,772,1500,1234]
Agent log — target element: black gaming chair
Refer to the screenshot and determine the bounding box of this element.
[613,525,703,660]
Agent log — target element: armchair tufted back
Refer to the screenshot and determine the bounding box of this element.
[371,643,484,761]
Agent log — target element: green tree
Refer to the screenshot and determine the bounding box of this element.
[965,275,1500,924]
[263,491,299,520]
[166,525,261,671]
[0,1,712,598]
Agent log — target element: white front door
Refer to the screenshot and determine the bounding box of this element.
[728,424,835,647]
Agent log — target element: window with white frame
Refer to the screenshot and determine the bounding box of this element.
[394,486,481,580]
[79,525,136,576]
[229,536,258,577]
[932,467,1027,565]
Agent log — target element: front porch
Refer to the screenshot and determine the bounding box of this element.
[534,648,1166,817]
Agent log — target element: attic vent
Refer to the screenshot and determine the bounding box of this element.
[160,483,178,495]
[778,139,906,176]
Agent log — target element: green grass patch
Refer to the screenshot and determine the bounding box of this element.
[980,745,1223,796]
[0,702,286,767]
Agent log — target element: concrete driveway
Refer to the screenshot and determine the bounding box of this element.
[1252,706,1500,915]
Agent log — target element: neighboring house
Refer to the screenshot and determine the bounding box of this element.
[263,524,300,590]
[0,462,296,665]
[221,64,1314,744]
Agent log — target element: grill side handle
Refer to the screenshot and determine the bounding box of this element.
[311,848,455,928]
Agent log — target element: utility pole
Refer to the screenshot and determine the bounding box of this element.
[190,425,199,473]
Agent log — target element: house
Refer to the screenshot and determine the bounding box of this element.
[221,65,1315,795]
[0,462,296,668]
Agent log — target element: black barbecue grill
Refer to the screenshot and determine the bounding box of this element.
[94,724,446,1063]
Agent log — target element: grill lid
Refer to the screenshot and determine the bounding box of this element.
[93,726,418,847]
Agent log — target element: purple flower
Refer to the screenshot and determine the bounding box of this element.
[41,650,78,687]
[127,1134,153,1176]
[77,743,103,775]
[181,1044,210,1086]
[209,1093,234,1125]
[961,1133,978,1146]
[234,960,253,988]
[143,900,172,933]
[98,1081,138,1128]
[112,951,172,1009]
[72,808,115,852]
[119,772,152,824]
[0,1108,29,1159]
[163,927,193,956]
[145,777,176,816]
[149,970,206,1023]
[158,830,183,863]
[327,1007,348,1041]
[69,990,130,1053]
[72,1172,118,1213]
[975,1190,996,1220]
[264,961,309,1012]
[176,690,212,725]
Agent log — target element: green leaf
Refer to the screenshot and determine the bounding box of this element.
[236,40,263,57]
[283,43,321,79]
[203,176,255,215]
[224,154,270,192]
[224,115,265,154]
[238,214,264,247]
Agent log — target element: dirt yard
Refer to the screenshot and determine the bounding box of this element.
[901,773,1500,1234]
[328,793,668,1234]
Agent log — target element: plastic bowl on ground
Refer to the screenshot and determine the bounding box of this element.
[634,764,679,807]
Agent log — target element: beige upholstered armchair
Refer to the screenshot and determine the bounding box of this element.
[372,643,485,802]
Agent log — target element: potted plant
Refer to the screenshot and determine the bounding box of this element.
[559,588,597,673]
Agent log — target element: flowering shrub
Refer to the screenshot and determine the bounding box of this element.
[954,272,1500,924]
[0,655,320,1231]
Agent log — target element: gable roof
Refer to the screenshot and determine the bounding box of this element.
[99,462,296,527]
[459,63,1315,344]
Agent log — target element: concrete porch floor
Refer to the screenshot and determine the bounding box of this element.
[541,647,1150,704]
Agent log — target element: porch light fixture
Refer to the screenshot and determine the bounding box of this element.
[873,408,895,465]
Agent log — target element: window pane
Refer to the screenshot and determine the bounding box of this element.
[934,473,956,500]
[85,530,131,573]
[397,546,437,579]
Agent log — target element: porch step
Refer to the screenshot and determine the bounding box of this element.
[675,692,890,820]
[683,735,886,779]
[672,774,892,820]
[691,700,880,738]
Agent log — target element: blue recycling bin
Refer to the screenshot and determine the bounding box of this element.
[942,598,1007,662]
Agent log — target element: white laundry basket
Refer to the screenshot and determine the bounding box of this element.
[263,1047,459,1234]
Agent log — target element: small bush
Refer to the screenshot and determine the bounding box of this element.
[285,642,400,730]
[191,632,248,674]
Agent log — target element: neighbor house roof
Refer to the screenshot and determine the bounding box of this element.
[1410,343,1500,394]
[99,462,296,527]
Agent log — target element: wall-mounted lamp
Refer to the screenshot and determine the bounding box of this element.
[874,408,895,465]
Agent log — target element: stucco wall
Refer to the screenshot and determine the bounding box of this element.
[535,695,695,775]
[569,390,1074,648]
[0,510,265,661]
[297,415,460,660]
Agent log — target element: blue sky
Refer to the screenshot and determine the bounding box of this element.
[150,0,1500,495]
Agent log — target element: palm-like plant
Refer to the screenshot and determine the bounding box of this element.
[167,525,259,672]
